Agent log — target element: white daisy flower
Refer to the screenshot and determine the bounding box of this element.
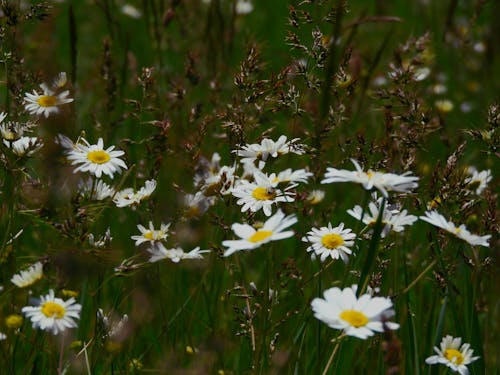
[201,165,237,196]
[147,244,210,263]
[184,191,216,217]
[232,171,295,216]
[11,262,44,288]
[24,83,73,118]
[307,189,325,205]
[52,72,68,89]
[347,195,417,237]
[131,221,170,246]
[322,159,419,197]
[194,153,221,188]
[425,335,479,375]
[3,136,43,157]
[234,135,305,165]
[67,137,127,179]
[0,117,33,141]
[22,289,81,335]
[302,223,356,263]
[113,179,156,208]
[78,178,115,201]
[272,168,313,185]
[223,209,297,257]
[311,284,399,339]
[420,210,491,247]
[464,167,492,195]
[236,0,254,15]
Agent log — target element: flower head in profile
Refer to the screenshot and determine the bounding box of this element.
[425,335,479,374]
[232,171,295,216]
[131,221,170,246]
[78,178,115,201]
[272,168,313,185]
[302,223,356,263]
[311,285,399,339]
[464,167,492,195]
[183,191,216,218]
[3,136,43,157]
[24,76,73,118]
[420,211,490,247]
[11,262,44,288]
[147,244,210,263]
[322,159,419,197]
[223,210,297,257]
[347,194,418,237]
[67,137,127,179]
[22,290,81,335]
[113,180,156,208]
[234,135,305,165]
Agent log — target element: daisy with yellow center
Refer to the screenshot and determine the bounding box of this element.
[131,221,170,246]
[311,285,399,339]
[420,210,490,247]
[11,261,44,288]
[232,171,295,216]
[22,290,81,335]
[24,81,73,118]
[66,137,127,179]
[425,335,479,374]
[223,210,297,257]
[302,222,356,263]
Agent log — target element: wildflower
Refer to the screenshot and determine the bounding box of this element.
[302,223,356,263]
[0,115,32,141]
[322,159,419,197]
[5,314,23,329]
[67,137,127,179]
[234,135,305,165]
[425,335,479,374]
[78,178,115,201]
[131,221,170,246]
[435,99,454,113]
[232,171,295,216]
[347,194,418,237]
[3,136,43,157]
[121,4,142,18]
[311,285,399,339]
[464,167,492,195]
[22,289,81,335]
[184,191,216,217]
[24,82,73,118]
[272,168,313,185]
[147,244,210,263]
[113,179,156,208]
[223,210,297,257]
[11,262,44,288]
[420,211,490,247]
[307,189,325,205]
[236,0,253,15]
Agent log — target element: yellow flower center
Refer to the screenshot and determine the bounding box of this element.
[444,348,464,365]
[37,95,57,107]
[5,314,23,329]
[41,301,66,319]
[454,227,462,234]
[321,233,344,249]
[248,230,273,243]
[366,171,374,179]
[252,187,276,201]
[339,310,369,328]
[144,231,155,240]
[87,150,111,164]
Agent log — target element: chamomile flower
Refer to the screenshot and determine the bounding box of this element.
[302,223,356,263]
[347,195,417,237]
[67,137,127,179]
[307,189,325,205]
[78,178,115,201]
[232,171,295,216]
[24,82,73,118]
[11,262,44,288]
[131,222,170,246]
[113,179,156,208]
[234,135,305,165]
[22,290,81,335]
[420,210,491,247]
[272,168,313,185]
[3,136,43,157]
[311,285,399,339]
[222,210,297,257]
[322,159,419,197]
[147,244,210,263]
[464,167,492,195]
[425,335,479,375]
[0,118,33,141]
[184,191,216,217]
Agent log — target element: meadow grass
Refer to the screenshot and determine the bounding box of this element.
[0,0,498,374]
